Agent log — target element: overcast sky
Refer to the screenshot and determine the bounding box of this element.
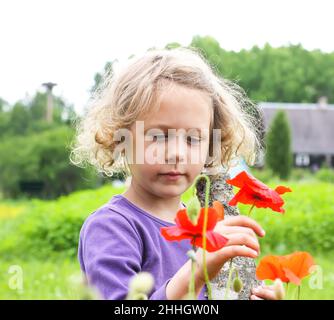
[0,0,333,115]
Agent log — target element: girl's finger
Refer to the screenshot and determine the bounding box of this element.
[261,284,276,291]
[250,294,263,300]
[224,233,260,253]
[218,245,258,262]
[222,216,265,237]
[251,287,277,300]
[215,225,257,239]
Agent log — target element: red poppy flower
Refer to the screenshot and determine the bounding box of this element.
[256,252,315,285]
[256,255,289,283]
[281,252,315,285]
[226,171,292,213]
[160,207,228,252]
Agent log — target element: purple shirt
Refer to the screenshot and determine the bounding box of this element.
[78,194,208,300]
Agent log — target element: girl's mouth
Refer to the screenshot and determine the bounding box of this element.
[159,171,185,181]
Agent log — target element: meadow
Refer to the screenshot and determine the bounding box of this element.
[0,171,333,299]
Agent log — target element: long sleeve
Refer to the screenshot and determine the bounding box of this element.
[79,211,173,300]
[148,278,172,300]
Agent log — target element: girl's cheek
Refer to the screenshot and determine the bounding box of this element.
[142,142,165,165]
[186,164,207,184]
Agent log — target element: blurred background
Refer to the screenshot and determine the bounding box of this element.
[0,0,333,299]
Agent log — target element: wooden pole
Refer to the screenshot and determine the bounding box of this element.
[42,82,57,123]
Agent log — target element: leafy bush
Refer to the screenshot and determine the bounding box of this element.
[0,180,333,260]
[0,184,124,260]
[250,168,275,184]
[290,168,314,181]
[0,126,101,199]
[251,168,316,184]
[315,168,334,183]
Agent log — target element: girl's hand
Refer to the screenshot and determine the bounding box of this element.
[195,215,265,282]
[250,284,281,300]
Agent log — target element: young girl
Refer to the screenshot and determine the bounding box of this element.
[71,47,279,300]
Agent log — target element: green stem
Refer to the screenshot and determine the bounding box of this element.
[194,174,212,300]
[248,201,257,217]
[297,284,301,300]
[189,244,196,299]
[286,282,289,298]
[224,259,235,300]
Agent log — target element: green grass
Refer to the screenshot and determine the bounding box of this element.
[0,258,81,299]
[0,173,333,299]
[0,253,332,299]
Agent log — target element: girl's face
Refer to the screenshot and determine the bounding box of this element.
[128,84,212,199]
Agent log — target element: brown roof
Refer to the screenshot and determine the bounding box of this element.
[259,102,334,155]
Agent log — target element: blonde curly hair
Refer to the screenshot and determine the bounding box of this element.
[70,47,262,177]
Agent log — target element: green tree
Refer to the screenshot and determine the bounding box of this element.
[265,110,293,179]
[190,36,334,103]
[0,97,6,112]
[90,60,116,94]
[190,35,225,75]
[29,91,75,124]
[0,92,77,138]
[0,97,9,136]
[0,126,100,199]
[9,102,31,135]
[165,42,182,50]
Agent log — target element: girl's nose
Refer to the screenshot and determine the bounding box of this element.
[166,136,187,164]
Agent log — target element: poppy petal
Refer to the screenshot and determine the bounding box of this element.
[160,226,193,241]
[282,267,302,285]
[227,170,291,214]
[257,252,315,285]
[227,171,268,194]
[195,207,219,232]
[282,251,315,283]
[229,187,259,207]
[256,255,289,282]
[226,171,249,188]
[212,201,224,221]
[175,209,199,233]
[275,186,292,195]
[192,231,228,252]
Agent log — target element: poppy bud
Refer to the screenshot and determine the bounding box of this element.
[233,277,243,293]
[128,272,154,295]
[187,196,201,224]
[67,272,101,300]
[187,249,197,262]
[273,278,285,300]
[130,292,148,300]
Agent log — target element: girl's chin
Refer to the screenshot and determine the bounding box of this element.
[156,184,188,198]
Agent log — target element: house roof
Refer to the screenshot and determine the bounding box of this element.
[259,102,334,155]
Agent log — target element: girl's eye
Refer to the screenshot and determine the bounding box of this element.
[187,136,201,145]
[153,134,167,142]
